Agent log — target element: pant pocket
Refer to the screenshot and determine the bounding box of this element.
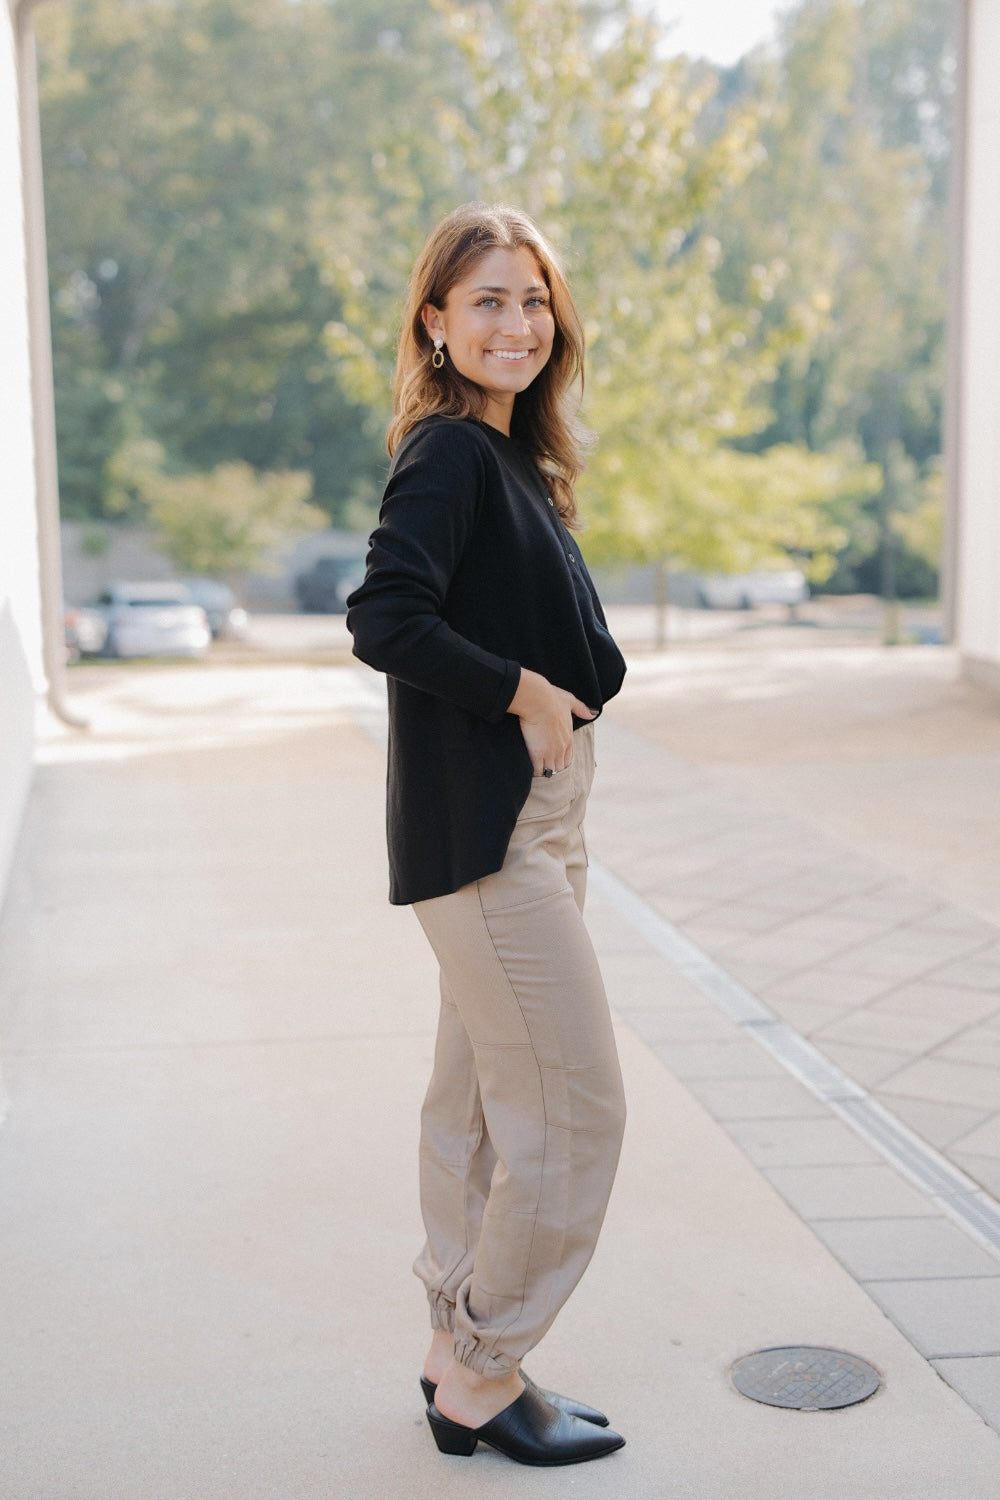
[518,761,575,822]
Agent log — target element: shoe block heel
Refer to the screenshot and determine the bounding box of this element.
[426,1406,478,1456]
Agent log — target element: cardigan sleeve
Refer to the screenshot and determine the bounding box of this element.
[346,422,522,724]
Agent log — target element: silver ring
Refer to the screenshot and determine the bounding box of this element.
[543,767,554,778]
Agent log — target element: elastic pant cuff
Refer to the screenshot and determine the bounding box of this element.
[453,1338,520,1380]
[428,1294,455,1333]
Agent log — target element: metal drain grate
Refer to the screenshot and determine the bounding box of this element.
[731,1346,881,1411]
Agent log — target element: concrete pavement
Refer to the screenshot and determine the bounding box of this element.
[1,645,999,1497]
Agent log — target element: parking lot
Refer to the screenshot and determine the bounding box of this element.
[143,593,944,665]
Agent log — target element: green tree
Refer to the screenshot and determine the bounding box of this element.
[451,0,885,587]
[146,461,326,582]
[322,0,873,585]
[37,0,444,523]
[38,0,950,604]
[711,0,953,596]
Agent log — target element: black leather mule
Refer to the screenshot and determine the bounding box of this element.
[425,1384,625,1467]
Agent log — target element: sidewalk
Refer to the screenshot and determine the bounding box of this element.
[0,652,998,1498]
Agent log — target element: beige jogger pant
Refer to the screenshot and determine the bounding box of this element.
[412,723,626,1378]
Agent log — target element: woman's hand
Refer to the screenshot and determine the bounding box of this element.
[508,667,596,777]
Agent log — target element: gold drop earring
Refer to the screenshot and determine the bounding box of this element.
[431,338,445,370]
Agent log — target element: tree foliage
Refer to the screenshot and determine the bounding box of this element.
[36,0,953,593]
[711,0,953,591]
[147,461,325,579]
[38,0,434,523]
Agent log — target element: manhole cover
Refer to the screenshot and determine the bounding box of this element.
[731,1346,881,1410]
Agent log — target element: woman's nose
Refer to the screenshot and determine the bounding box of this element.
[500,303,531,336]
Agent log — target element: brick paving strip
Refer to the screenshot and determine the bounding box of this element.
[583,710,1000,1432]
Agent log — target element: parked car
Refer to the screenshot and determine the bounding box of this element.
[697,569,810,610]
[180,578,249,639]
[95,581,211,659]
[294,555,364,614]
[64,603,109,661]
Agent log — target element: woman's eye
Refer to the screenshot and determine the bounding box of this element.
[526,296,549,309]
[478,296,500,308]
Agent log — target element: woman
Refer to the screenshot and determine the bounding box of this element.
[346,202,627,1468]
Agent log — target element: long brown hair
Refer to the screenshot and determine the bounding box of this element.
[388,203,589,526]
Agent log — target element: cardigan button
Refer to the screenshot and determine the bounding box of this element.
[546,495,555,506]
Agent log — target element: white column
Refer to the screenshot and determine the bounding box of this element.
[0,0,45,899]
[955,0,1000,688]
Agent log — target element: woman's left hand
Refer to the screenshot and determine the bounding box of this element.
[508,667,596,777]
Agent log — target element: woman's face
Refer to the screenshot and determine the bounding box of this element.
[421,246,556,433]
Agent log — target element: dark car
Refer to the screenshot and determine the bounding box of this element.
[294,556,364,614]
[181,578,249,639]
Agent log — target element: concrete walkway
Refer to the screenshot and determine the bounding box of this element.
[1,647,999,1498]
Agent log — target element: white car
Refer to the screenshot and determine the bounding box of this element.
[697,569,809,610]
[96,582,211,659]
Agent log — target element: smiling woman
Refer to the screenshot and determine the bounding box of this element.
[345,203,628,1468]
[388,202,588,528]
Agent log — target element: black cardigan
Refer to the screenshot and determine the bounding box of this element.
[346,416,626,904]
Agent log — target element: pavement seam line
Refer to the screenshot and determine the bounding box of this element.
[588,860,1000,1265]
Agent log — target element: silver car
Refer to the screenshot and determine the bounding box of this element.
[697,569,809,610]
[96,582,211,659]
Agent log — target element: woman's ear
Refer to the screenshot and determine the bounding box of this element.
[421,303,445,343]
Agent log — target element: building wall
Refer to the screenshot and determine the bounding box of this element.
[0,3,45,906]
[955,0,1000,688]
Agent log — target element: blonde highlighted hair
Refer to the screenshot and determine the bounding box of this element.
[388,203,589,526]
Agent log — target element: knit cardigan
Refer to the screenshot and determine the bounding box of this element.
[346,415,626,904]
